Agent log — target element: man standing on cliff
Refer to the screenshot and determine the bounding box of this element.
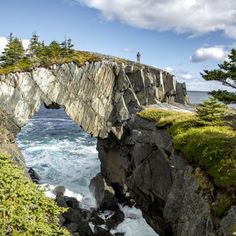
[137,52,141,63]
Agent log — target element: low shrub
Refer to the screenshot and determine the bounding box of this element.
[0,154,69,235]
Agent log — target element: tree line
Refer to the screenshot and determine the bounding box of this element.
[0,33,235,103]
[0,32,75,67]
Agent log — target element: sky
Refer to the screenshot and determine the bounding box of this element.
[0,0,235,91]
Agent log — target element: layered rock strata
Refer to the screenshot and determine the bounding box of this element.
[2,61,230,236]
[0,61,188,139]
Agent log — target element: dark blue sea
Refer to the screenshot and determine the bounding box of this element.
[16,91,209,235]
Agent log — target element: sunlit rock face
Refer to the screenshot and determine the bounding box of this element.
[0,61,188,138]
[0,61,191,235]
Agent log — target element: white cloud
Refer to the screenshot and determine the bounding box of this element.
[169,68,234,91]
[0,37,30,55]
[77,0,236,38]
[0,37,8,55]
[164,67,174,73]
[123,47,136,53]
[190,47,228,62]
[179,73,194,80]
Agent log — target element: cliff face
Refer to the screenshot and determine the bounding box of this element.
[97,108,235,236]
[0,61,188,138]
[3,61,232,235]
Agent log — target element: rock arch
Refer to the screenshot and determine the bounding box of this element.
[0,61,191,235]
[0,61,188,138]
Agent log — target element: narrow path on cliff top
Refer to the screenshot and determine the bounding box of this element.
[16,104,158,236]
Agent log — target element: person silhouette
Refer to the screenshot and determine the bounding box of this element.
[137,52,141,63]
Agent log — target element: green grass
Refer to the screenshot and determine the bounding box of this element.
[0,153,70,235]
[138,108,236,188]
[0,51,102,75]
[138,107,236,217]
[215,193,233,218]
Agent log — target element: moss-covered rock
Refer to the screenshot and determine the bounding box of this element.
[138,107,236,187]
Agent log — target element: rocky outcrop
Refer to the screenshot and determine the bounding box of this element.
[0,61,188,139]
[96,105,235,236]
[3,60,226,235]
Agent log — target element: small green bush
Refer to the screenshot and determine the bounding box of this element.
[196,98,227,125]
[0,154,70,235]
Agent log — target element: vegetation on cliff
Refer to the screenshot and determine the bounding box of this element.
[138,99,236,188]
[138,99,236,217]
[201,48,236,103]
[0,153,69,235]
[0,33,101,75]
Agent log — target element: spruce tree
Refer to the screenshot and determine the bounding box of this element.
[201,48,236,103]
[196,98,227,125]
[0,33,25,66]
[29,32,42,58]
[60,38,74,56]
[48,40,62,58]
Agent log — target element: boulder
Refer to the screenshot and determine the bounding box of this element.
[106,209,125,230]
[55,195,68,208]
[63,208,86,223]
[65,196,79,208]
[89,173,118,210]
[28,167,40,183]
[66,222,79,233]
[53,185,66,196]
[94,226,113,236]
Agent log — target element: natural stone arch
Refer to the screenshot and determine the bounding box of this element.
[0,61,188,139]
[0,62,118,138]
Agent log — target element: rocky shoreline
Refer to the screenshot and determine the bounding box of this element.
[28,168,133,236]
[0,61,235,235]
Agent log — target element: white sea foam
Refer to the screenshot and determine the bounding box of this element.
[111,205,158,236]
[32,118,72,122]
[41,184,84,202]
[16,106,158,235]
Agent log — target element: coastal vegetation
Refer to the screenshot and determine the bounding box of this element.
[0,153,69,235]
[201,48,236,104]
[0,33,101,75]
[138,99,236,188]
[138,99,236,217]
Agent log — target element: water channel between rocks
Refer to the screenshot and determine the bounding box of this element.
[16,105,158,236]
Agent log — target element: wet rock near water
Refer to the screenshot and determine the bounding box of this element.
[53,184,126,236]
[28,167,40,183]
[89,173,119,211]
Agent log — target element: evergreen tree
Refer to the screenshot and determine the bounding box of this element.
[0,33,25,66]
[29,32,42,58]
[48,40,62,58]
[201,49,236,103]
[60,38,74,56]
[67,38,74,50]
[196,98,227,125]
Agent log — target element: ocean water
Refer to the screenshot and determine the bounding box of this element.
[16,105,157,236]
[187,91,209,104]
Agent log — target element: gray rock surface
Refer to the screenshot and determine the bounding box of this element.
[2,60,232,236]
[0,61,188,139]
[97,110,235,236]
[89,173,118,210]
